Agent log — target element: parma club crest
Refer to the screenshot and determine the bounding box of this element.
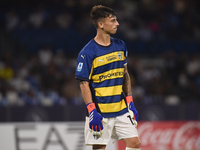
[118,52,122,60]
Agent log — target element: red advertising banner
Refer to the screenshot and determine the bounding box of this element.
[118,121,200,150]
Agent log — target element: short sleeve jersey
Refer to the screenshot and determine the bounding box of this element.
[75,37,128,118]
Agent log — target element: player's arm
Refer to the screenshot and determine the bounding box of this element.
[79,80,106,137]
[123,64,139,122]
[79,80,93,104]
[122,64,132,96]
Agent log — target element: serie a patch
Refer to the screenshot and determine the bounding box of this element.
[77,62,83,72]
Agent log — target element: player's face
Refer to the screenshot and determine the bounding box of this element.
[101,15,119,34]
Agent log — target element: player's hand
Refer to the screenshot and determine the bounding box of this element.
[125,95,139,122]
[87,102,106,136]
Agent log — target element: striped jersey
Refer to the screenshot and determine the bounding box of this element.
[75,37,128,118]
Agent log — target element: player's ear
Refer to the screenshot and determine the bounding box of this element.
[98,18,105,29]
[98,21,104,29]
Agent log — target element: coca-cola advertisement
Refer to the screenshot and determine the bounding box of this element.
[118,121,200,150]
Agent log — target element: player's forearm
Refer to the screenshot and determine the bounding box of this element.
[123,64,132,96]
[80,81,93,104]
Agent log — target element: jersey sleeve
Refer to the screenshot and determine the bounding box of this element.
[75,48,94,81]
[123,41,128,65]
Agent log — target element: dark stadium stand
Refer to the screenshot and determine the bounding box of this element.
[0,0,200,121]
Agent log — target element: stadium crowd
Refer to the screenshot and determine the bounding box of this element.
[0,0,200,106]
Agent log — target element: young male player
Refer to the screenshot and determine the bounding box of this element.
[75,5,141,150]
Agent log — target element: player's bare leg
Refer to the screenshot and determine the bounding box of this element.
[93,144,106,150]
[123,137,141,149]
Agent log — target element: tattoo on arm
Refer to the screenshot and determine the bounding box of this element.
[123,64,132,96]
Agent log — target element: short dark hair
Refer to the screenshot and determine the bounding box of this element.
[90,5,117,28]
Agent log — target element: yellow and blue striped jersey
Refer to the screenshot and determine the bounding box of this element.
[75,37,128,118]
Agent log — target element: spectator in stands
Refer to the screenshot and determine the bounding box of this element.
[5,9,19,32]
[0,62,14,81]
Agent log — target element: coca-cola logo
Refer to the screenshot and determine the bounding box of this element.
[138,122,200,150]
[173,122,200,149]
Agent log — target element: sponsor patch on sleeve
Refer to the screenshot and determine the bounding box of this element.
[126,51,128,57]
[77,62,83,72]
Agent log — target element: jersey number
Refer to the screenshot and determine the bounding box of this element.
[127,115,135,125]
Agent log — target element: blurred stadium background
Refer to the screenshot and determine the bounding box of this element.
[0,0,200,150]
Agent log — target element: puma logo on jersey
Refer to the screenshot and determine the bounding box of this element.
[98,58,105,63]
[81,55,85,59]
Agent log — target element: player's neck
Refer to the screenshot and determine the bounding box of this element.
[94,31,111,46]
